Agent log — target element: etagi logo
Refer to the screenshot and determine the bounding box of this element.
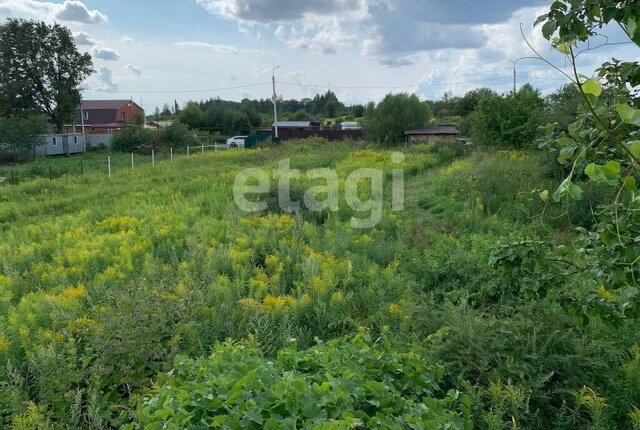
[233,152,405,229]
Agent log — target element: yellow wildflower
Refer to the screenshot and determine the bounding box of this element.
[262,295,296,312]
[331,291,345,303]
[311,276,329,294]
[0,332,10,352]
[62,284,87,299]
[388,303,403,316]
[238,298,260,309]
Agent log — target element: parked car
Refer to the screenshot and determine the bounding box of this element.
[226,136,247,147]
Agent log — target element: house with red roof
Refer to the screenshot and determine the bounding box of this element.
[65,100,145,134]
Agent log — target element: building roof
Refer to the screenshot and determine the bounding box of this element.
[404,126,461,136]
[81,100,134,110]
[273,121,312,127]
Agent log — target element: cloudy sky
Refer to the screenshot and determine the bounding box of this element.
[0,0,636,112]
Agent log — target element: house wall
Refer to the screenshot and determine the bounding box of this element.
[116,103,145,124]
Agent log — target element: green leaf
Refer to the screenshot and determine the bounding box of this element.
[557,138,577,164]
[539,190,550,202]
[584,161,620,185]
[553,177,583,202]
[616,103,640,126]
[623,176,637,192]
[542,20,557,38]
[552,38,572,54]
[626,140,640,159]
[581,78,602,98]
[626,17,638,39]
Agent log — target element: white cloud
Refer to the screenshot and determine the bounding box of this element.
[196,0,370,23]
[120,36,135,44]
[125,64,143,76]
[93,46,121,61]
[73,31,96,46]
[55,0,106,23]
[173,41,239,54]
[96,66,117,92]
[173,41,275,56]
[0,0,107,23]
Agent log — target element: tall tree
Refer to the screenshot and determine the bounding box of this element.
[0,19,94,131]
[363,93,430,144]
[472,84,545,148]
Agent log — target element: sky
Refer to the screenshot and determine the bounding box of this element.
[0,0,637,112]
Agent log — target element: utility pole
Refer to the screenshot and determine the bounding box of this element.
[511,56,539,94]
[272,66,280,139]
[80,102,87,152]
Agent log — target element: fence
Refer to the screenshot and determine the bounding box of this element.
[274,129,365,141]
[85,133,113,149]
[0,142,245,185]
[186,143,240,155]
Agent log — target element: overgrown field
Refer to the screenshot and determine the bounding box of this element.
[0,139,638,429]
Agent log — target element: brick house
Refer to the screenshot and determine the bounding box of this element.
[66,100,145,134]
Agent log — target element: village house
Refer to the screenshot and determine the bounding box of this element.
[66,100,145,134]
[404,125,461,143]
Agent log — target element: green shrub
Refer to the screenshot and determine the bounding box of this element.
[111,127,157,152]
[129,336,473,429]
[159,122,197,149]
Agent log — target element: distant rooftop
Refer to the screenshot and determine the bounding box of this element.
[404,126,461,135]
[273,121,312,127]
[81,100,134,110]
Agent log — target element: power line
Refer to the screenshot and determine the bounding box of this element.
[94,82,272,95]
[276,74,569,90]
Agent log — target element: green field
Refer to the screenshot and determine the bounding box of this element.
[0,140,638,429]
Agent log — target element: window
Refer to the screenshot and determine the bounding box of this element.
[84,110,89,121]
[51,137,57,146]
[120,112,126,121]
[73,136,78,144]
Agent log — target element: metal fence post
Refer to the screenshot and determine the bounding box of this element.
[201,144,204,154]
[152,149,155,166]
[170,147,173,162]
[108,156,112,177]
[131,153,134,169]
[187,146,190,156]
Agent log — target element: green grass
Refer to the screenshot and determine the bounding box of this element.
[0,139,638,429]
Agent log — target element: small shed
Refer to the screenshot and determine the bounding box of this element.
[404,126,461,143]
[35,134,86,156]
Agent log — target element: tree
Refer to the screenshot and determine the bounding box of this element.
[492,0,640,323]
[159,122,197,149]
[173,100,181,114]
[0,19,94,132]
[472,84,545,148]
[179,102,204,129]
[545,84,583,132]
[0,115,47,160]
[456,88,496,117]
[363,93,430,144]
[132,111,145,126]
[161,103,172,117]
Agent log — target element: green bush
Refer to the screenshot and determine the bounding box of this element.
[159,122,197,149]
[472,85,545,149]
[111,127,156,152]
[129,336,473,429]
